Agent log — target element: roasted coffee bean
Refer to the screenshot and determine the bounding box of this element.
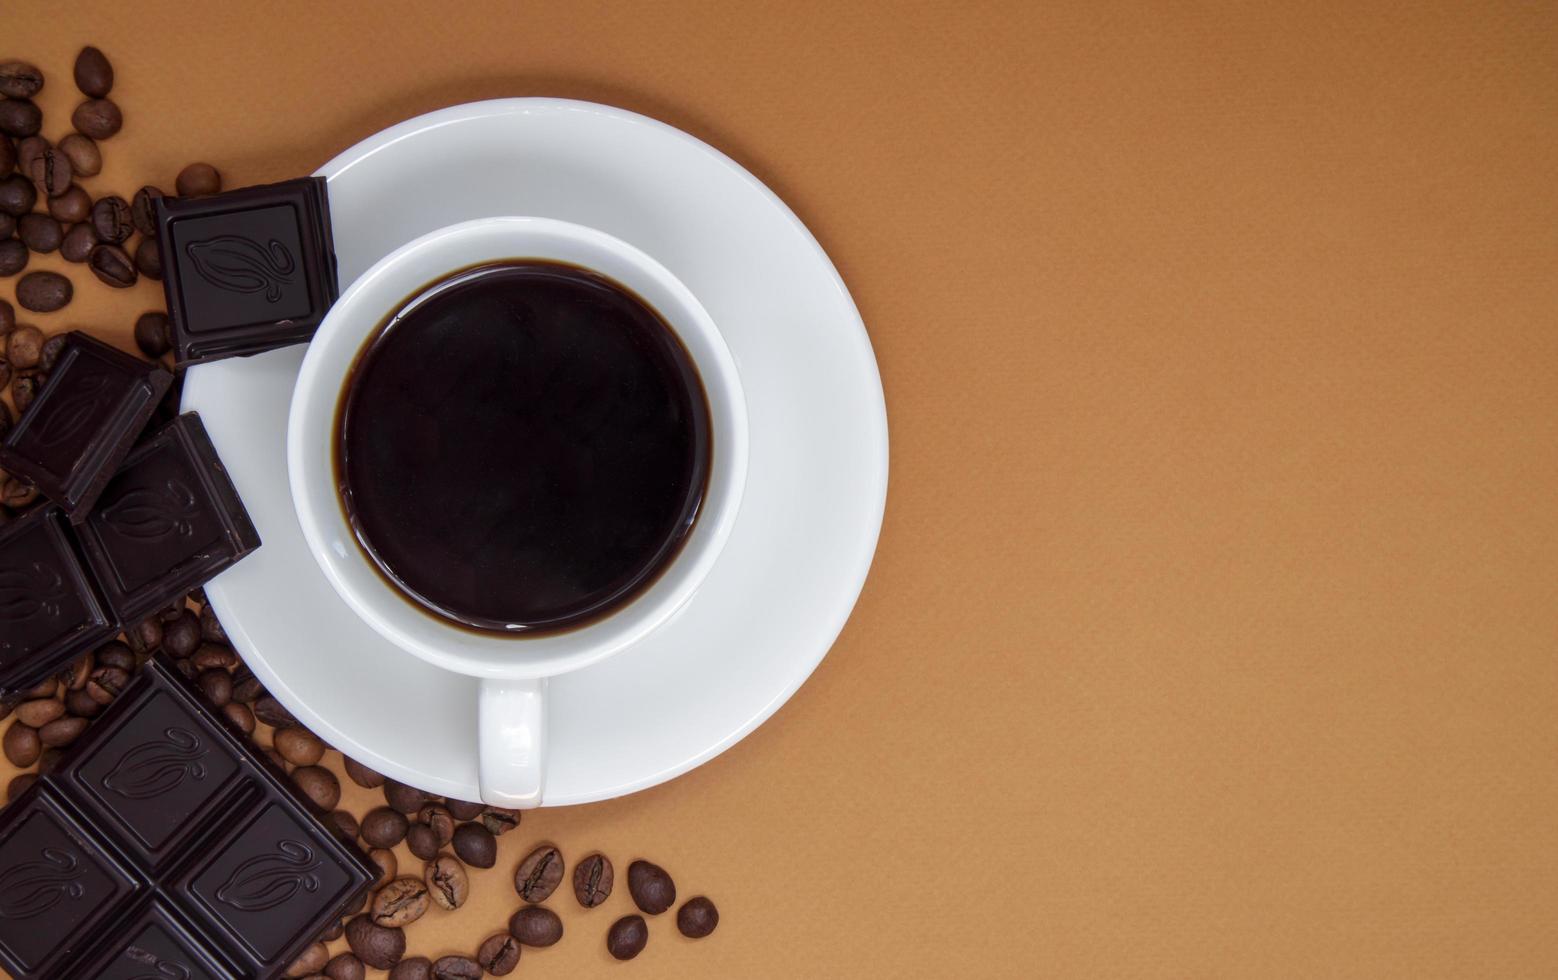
[59,652,93,690]
[325,953,366,980]
[431,956,481,980]
[232,666,264,702]
[39,716,88,747]
[37,333,65,372]
[0,99,42,138]
[262,746,287,770]
[25,677,57,699]
[405,823,440,861]
[91,195,132,243]
[87,665,130,705]
[17,217,63,256]
[222,700,255,735]
[445,799,485,821]
[15,137,45,176]
[677,896,719,938]
[73,46,113,97]
[0,212,13,239]
[507,905,563,947]
[0,173,36,216]
[425,854,469,910]
[572,852,613,908]
[15,698,63,727]
[95,641,135,671]
[360,806,409,848]
[451,821,495,868]
[368,848,397,888]
[66,688,103,717]
[383,779,431,814]
[326,808,354,840]
[195,667,231,706]
[72,99,122,139]
[481,807,519,836]
[57,133,101,177]
[0,398,11,435]
[254,694,298,728]
[389,958,433,980]
[0,239,28,276]
[60,222,97,262]
[285,941,329,977]
[417,804,455,847]
[292,765,341,811]
[133,236,161,280]
[47,185,91,223]
[191,644,237,669]
[3,475,39,508]
[8,325,42,369]
[371,876,429,928]
[0,360,10,396]
[172,658,197,680]
[0,62,44,99]
[163,610,201,656]
[124,615,163,654]
[7,772,37,802]
[514,845,564,903]
[176,162,221,197]
[477,933,521,976]
[318,919,344,942]
[0,136,11,175]
[345,915,405,971]
[25,147,71,197]
[131,185,163,235]
[607,915,648,960]
[344,755,384,788]
[16,271,70,311]
[275,725,325,766]
[35,746,64,775]
[132,310,171,357]
[627,860,676,915]
[88,243,136,287]
[198,604,227,643]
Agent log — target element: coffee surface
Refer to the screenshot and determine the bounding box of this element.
[336,261,709,633]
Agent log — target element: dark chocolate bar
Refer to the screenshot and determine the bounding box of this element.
[75,413,261,625]
[0,505,117,699]
[0,332,172,521]
[0,655,375,978]
[155,177,339,365]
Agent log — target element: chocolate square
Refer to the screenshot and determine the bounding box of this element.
[155,177,338,365]
[0,332,172,521]
[76,413,261,624]
[0,786,139,978]
[74,900,233,980]
[0,504,116,699]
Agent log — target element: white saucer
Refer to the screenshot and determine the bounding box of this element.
[181,99,888,806]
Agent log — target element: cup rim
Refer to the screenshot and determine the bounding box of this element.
[287,216,748,680]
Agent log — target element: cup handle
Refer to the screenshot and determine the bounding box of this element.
[477,677,547,808]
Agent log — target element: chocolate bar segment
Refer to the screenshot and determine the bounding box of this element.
[0,504,116,699]
[76,412,261,624]
[0,656,376,979]
[155,177,339,365]
[0,332,172,521]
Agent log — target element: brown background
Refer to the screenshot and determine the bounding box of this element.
[6,1,1558,976]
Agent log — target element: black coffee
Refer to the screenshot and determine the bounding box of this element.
[336,261,709,634]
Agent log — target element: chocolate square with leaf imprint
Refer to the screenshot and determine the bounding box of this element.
[155,177,339,365]
[0,784,139,978]
[0,504,116,699]
[0,332,172,522]
[75,412,261,625]
[73,898,234,980]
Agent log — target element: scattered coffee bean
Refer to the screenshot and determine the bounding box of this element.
[383,779,431,814]
[425,854,469,910]
[262,746,287,771]
[37,333,65,372]
[72,98,122,139]
[344,755,384,788]
[89,243,136,287]
[96,641,135,671]
[57,132,100,177]
[91,195,132,243]
[232,666,264,702]
[60,222,97,262]
[7,324,42,367]
[254,694,298,728]
[327,809,359,842]
[0,363,10,398]
[60,652,93,690]
[677,896,719,938]
[0,212,13,239]
[133,236,161,280]
[285,941,329,977]
[508,905,563,947]
[0,99,42,138]
[172,658,197,680]
[417,804,455,847]
[7,773,37,802]
[372,876,429,928]
[15,698,64,727]
[199,603,228,642]
[26,147,71,197]
[73,46,113,97]
[163,610,201,657]
[195,667,231,706]
[452,821,496,868]
[47,184,91,224]
[0,136,11,175]
[275,725,325,766]
[292,765,341,811]
[176,162,222,197]
[368,848,396,888]
[573,852,614,908]
[361,806,409,848]
[325,952,366,980]
[18,216,63,255]
[607,914,649,960]
[131,310,172,357]
[131,185,164,235]
[628,860,676,915]
[87,665,129,704]
[0,173,36,216]
[318,919,344,943]
[481,807,520,836]
[345,915,405,971]
[515,845,564,903]
[39,716,88,747]
[431,956,481,980]
[0,62,43,99]
[0,239,28,276]
[36,746,64,775]
[16,270,71,311]
[3,475,39,507]
[24,677,56,698]
[191,644,236,669]
[405,823,440,861]
[445,799,485,821]
[15,137,43,175]
[389,958,433,980]
[222,700,256,734]
[66,688,103,718]
[477,933,521,976]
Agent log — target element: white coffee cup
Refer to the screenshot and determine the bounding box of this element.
[288,217,748,807]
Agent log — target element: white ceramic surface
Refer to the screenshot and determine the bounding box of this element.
[182,98,888,806]
[289,217,749,806]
